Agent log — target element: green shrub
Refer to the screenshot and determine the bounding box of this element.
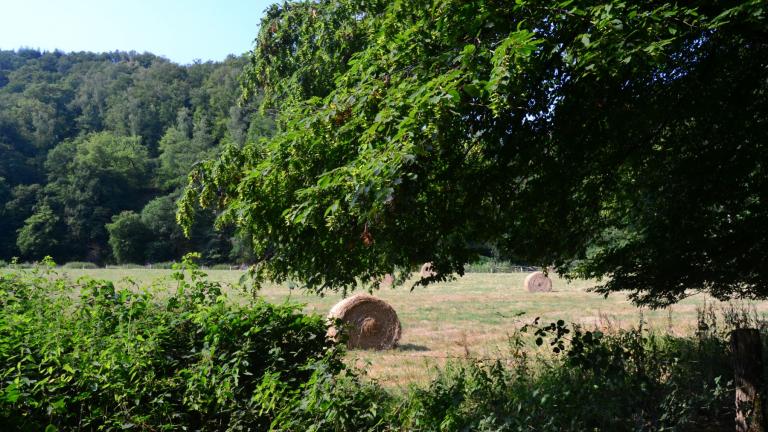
[266,367,396,432]
[62,261,99,269]
[0,255,342,431]
[265,321,736,432]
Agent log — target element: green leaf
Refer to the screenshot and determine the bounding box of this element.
[324,200,340,217]
[4,383,20,403]
[464,83,481,98]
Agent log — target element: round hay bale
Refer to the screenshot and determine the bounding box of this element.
[379,273,394,288]
[524,271,552,293]
[369,273,394,288]
[420,262,436,278]
[327,293,401,350]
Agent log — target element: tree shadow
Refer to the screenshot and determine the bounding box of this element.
[397,343,430,352]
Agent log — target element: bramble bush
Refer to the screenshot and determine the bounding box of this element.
[0,255,343,431]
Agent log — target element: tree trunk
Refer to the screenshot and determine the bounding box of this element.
[732,328,765,432]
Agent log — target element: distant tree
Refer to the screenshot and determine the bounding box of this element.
[0,101,46,185]
[0,177,8,207]
[4,184,41,220]
[104,60,189,150]
[156,113,217,191]
[45,132,152,261]
[9,98,61,151]
[71,62,133,132]
[17,203,60,260]
[1,184,41,258]
[140,193,187,262]
[174,106,193,138]
[182,0,768,306]
[156,127,192,190]
[106,211,150,264]
[228,234,255,264]
[0,177,10,256]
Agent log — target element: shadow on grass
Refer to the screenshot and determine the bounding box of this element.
[397,343,430,352]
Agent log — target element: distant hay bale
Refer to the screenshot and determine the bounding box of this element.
[420,262,436,278]
[379,273,394,288]
[369,273,394,288]
[327,293,402,350]
[524,271,552,292]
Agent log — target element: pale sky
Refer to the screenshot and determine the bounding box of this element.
[0,0,276,64]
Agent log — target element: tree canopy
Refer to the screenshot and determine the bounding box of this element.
[181,0,767,306]
[0,50,274,264]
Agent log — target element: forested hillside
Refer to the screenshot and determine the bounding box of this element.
[0,49,273,264]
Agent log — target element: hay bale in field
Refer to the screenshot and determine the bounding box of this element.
[327,293,401,350]
[420,262,436,278]
[524,271,552,293]
[378,273,394,288]
[368,273,394,288]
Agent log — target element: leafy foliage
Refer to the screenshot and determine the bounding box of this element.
[43,133,152,261]
[0,50,274,264]
[0,256,340,430]
[231,317,739,432]
[106,211,152,264]
[182,0,767,305]
[15,203,60,258]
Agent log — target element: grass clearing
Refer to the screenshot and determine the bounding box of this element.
[58,268,768,389]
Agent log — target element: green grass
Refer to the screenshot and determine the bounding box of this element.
[58,268,768,388]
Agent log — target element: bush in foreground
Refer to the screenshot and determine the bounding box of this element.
[266,323,735,432]
[0,257,341,430]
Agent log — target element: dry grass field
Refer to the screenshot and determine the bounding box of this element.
[58,268,768,390]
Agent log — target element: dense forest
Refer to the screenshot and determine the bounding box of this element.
[0,49,274,264]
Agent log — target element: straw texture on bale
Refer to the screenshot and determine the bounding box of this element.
[327,293,402,350]
[420,262,436,278]
[378,273,394,288]
[524,271,552,292]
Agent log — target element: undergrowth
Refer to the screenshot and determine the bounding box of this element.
[0,257,754,431]
[0,255,342,430]
[266,319,736,432]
